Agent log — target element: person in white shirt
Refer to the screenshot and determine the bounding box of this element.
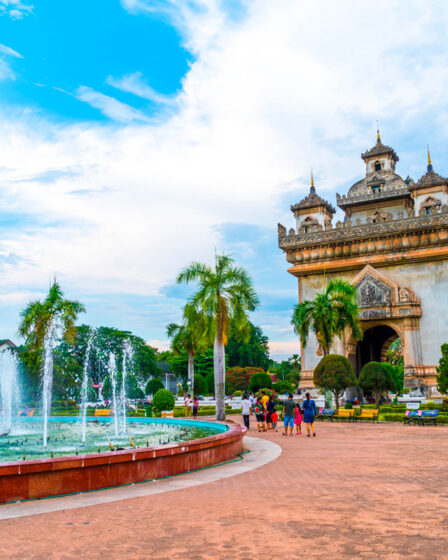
[184,393,192,417]
[241,394,251,429]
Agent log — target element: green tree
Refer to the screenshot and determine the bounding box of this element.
[167,306,205,396]
[291,279,363,356]
[436,343,448,394]
[358,361,395,403]
[383,362,404,394]
[313,354,357,411]
[177,254,259,420]
[226,322,270,370]
[194,373,207,395]
[146,378,164,395]
[249,372,273,393]
[226,366,251,393]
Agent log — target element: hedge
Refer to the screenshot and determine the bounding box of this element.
[379,413,448,423]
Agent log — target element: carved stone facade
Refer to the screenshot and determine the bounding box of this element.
[278,135,448,394]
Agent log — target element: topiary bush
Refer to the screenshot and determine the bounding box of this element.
[273,380,295,395]
[344,402,353,409]
[313,354,356,412]
[233,390,243,397]
[146,378,164,395]
[249,372,273,393]
[152,388,175,411]
[358,361,395,403]
[194,374,207,395]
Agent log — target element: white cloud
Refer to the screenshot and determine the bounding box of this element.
[269,341,300,361]
[107,72,176,104]
[0,58,14,81]
[2,0,448,346]
[0,0,33,19]
[75,86,151,122]
[0,43,23,58]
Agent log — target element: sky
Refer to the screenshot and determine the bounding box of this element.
[1,0,448,361]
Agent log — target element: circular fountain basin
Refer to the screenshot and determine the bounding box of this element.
[0,417,246,504]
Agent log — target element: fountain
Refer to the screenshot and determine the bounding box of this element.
[120,340,134,434]
[42,321,58,448]
[108,353,119,437]
[80,331,95,444]
[0,350,19,436]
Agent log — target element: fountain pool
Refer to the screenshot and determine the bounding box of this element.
[0,417,224,463]
[0,417,245,504]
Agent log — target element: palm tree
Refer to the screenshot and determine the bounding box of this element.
[177,254,259,420]
[291,278,363,356]
[18,280,86,350]
[166,306,205,395]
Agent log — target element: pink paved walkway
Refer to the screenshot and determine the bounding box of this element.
[2,418,448,559]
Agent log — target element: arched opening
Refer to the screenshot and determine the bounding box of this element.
[355,325,400,376]
[374,161,381,171]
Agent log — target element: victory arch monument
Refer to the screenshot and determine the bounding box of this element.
[278,132,448,395]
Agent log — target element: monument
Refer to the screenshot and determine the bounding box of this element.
[278,131,448,394]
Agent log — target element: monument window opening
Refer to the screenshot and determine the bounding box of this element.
[371,184,381,193]
[374,161,381,171]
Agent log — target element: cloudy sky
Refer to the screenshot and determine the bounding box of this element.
[0,0,447,360]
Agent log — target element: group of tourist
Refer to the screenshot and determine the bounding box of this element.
[242,392,317,437]
[184,394,199,418]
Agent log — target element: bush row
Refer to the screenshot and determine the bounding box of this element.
[379,413,448,423]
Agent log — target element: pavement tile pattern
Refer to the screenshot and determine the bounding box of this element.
[1,418,448,560]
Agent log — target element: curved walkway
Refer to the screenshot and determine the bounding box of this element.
[2,418,448,559]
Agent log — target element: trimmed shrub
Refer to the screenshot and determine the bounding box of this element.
[313,354,356,411]
[233,390,243,397]
[344,403,353,409]
[358,361,396,403]
[152,389,175,411]
[146,378,164,395]
[194,374,207,395]
[249,372,273,393]
[273,380,296,395]
[226,367,251,393]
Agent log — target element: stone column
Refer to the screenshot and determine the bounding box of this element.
[403,318,423,389]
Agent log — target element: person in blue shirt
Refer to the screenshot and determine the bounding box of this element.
[302,392,317,437]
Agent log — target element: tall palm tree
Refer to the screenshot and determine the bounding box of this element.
[166,306,205,395]
[18,280,86,350]
[291,278,363,356]
[177,254,259,420]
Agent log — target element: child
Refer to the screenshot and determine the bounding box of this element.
[294,404,302,435]
[271,411,278,432]
[254,397,266,432]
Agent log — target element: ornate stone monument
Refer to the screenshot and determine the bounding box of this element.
[278,132,448,394]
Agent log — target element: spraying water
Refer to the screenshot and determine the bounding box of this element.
[42,321,57,448]
[120,340,134,433]
[108,353,119,437]
[0,350,20,435]
[80,330,95,444]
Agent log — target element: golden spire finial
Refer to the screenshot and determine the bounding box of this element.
[311,168,314,188]
[376,120,381,142]
[427,144,432,166]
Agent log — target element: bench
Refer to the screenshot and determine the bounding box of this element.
[94,409,111,416]
[334,409,355,421]
[418,410,439,426]
[354,409,379,422]
[403,410,419,425]
[317,408,335,421]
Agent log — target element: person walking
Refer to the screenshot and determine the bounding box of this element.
[254,397,266,432]
[282,393,296,436]
[192,394,199,419]
[266,395,276,430]
[302,392,317,437]
[294,403,302,435]
[241,393,251,429]
[249,393,256,415]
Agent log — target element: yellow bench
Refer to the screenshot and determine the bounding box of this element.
[334,409,355,421]
[94,409,111,417]
[354,409,379,422]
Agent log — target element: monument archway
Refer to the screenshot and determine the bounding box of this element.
[355,325,400,376]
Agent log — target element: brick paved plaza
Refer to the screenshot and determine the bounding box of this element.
[2,419,448,560]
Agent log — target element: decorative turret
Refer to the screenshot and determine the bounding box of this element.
[290,171,335,234]
[410,147,448,215]
[361,126,399,173]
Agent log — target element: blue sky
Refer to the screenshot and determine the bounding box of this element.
[1,1,448,359]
